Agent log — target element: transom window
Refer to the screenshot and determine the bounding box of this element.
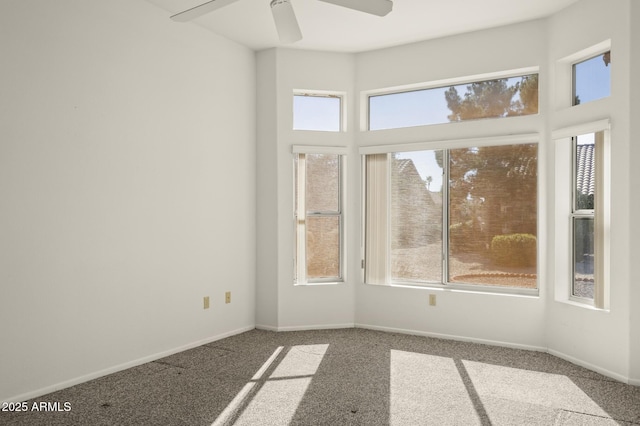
[368,73,538,131]
[572,51,611,106]
[293,93,342,132]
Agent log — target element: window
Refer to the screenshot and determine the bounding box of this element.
[553,121,610,309]
[368,73,538,131]
[572,133,596,300]
[363,139,538,292]
[572,51,611,106]
[390,151,443,283]
[294,148,345,284]
[293,93,342,132]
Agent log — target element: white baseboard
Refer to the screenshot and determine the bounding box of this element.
[4,325,255,403]
[547,348,630,384]
[259,322,546,353]
[355,323,640,385]
[256,323,355,332]
[277,323,355,332]
[255,324,278,331]
[7,323,636,403]
[355,323,548,352]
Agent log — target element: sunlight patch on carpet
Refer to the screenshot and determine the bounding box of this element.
[212,344,329,426]
[462,360,610,417]
[390,350,480,425]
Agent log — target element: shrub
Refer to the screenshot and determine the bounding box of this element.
[490,233,536,267]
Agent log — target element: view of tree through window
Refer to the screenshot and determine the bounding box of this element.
[445,76,538,287]
[448,144,537,287]
[366,141,537,289]
[445,74,539,121]
[365,75,539,288]
[369,73,538,130]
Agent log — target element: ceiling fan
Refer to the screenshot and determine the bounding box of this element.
[170,0,393,43]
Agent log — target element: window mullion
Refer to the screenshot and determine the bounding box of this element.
[443,149,450,285]
[296,154,307,284]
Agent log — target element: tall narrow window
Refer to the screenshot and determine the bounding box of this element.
[571,132,601,302]
[553,121,610,310]
[294,151,345,284]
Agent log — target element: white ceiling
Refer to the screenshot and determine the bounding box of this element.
[145,0,578,53]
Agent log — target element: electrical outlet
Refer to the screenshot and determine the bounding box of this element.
[225,291,231,304]
[429,294,436,306]
[203,296,210,309]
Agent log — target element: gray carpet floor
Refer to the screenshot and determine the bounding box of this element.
[2,328,640,425]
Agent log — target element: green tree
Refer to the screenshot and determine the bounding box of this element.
[511,74,539,116]
[445,75,538,121]
[444,76,539,253]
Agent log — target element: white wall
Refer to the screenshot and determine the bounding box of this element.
[629,1,640,386]
[353,20,548,349]
[256,49,279,328]
[255,48,356,330]
[0,0,256,401]
[546,0,632,381]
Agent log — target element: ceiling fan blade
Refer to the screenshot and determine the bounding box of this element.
[170,0,241,22]
[270,0,302,43]
[318,0,392,16]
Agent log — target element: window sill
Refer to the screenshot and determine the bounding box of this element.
[295,281,344,287]
[363,281,539,298]
[555,298,610,313]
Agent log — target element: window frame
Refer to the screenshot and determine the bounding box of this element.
[571,50,611,107]
[363,67,539,132]
[570,135,595,305]
[360,134,539,296]
[293,145,347,285]
[556,40,611,110]
[293,90,346,132]
[571,215,595,305]
[552,120,611,310]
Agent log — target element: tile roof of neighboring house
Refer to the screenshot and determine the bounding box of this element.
[576,144,595,196]
[393,158,442,203]
[395,158,414,175]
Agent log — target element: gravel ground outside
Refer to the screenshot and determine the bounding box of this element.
[391,243,537,288]
[390,243,595,297]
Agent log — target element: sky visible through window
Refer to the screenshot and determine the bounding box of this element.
[368,76,531,131]
[293,95,341,131]
[293,59,606,193]
[396,151,443,192]
[573,51,611,105]
[369,87,451,130]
